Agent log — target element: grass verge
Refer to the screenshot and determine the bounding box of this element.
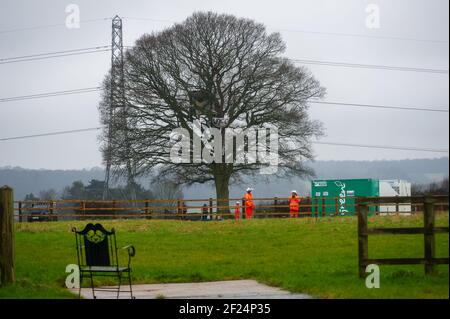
[0,214,448,299]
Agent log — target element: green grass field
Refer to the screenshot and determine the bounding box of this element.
[0,214,448,299]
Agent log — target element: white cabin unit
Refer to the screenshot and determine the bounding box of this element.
[379,180,412,213]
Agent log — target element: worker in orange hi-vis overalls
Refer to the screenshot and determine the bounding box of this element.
[234,201,241,220]
[289,190,300,218]
[244,188,255,219]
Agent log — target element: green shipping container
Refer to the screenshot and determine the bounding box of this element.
[311,179,379,216]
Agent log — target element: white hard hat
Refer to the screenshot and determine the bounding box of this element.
[236,201,240,204]
[291,190,297,194]
[246,187,253,192]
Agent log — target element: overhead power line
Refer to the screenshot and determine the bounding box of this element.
[0,128,102,142]
[276,28,449,44]
[0,127,448,154]
[0,18,111,35]
[122,16,448,44]
[313,141,449,153]
[292,59,449,74]
[0,86,447,114]
[1,15,445,45]
[120,47,448,75]
[0,86,448,114]
[0,87,101,103]
[0,46,110,64]
[1,43,447,75]
[309,100,449,113]
[122,17,176,24]
[0,46,110,61]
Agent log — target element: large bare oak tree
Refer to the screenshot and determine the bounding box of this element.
[99,12,325,211]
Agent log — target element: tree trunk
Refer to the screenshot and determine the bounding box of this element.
[214,173,231,218]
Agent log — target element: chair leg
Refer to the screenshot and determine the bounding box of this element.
[78,273,83,299]
[128,271,134,299]
[89,272,96,299]
[117,273,122,299]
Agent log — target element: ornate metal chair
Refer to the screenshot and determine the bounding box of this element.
[72,223,136,299]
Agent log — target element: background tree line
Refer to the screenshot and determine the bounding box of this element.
[412,177,449,196]
[24,179,183,202]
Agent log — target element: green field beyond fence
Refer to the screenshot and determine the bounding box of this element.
[0,215,448,299]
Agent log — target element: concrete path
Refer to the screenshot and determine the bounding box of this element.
[71,280,311,299]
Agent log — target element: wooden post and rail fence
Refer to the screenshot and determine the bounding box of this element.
[357,195,449,277]
[9,194,450,221]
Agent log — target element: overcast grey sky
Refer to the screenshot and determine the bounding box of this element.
[0,0,448,169]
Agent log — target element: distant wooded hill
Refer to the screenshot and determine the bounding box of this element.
[1,157,448,200]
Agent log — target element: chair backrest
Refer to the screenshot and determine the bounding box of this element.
[72,223,118,267]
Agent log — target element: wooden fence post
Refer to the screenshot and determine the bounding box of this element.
[357,197,369,278]
[18,202,22,223]
[145,201,151,220]
[321,197,326,217]
[424,196,436,275]
[49,201,57,222]
[315,198,319,220]
[81,200,86,220]
[335,198,339,216]
[209,198,213,220]
[0,186,15,285]
[241,199,245,219]
[274,197,278,219]
[112,200,116,220]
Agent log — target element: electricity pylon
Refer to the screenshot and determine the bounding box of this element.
[103,15,136,201]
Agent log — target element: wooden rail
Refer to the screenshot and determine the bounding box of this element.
[357,195,449,278]
[12,195,449,222]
